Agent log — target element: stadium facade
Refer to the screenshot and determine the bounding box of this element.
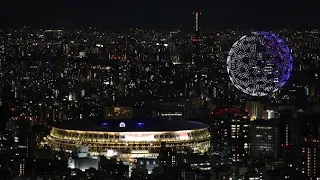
[44,119,211,160]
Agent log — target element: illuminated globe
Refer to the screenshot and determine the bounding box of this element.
[227,31,293,96]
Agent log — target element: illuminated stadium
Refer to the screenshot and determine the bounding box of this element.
[44,119,211,160]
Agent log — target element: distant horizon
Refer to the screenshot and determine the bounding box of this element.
[3,3,320,29]
[2,26,320,31]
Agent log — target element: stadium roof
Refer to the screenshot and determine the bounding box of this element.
[53,118,208,132]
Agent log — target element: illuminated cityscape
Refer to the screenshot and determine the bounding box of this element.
[1,5,320,180]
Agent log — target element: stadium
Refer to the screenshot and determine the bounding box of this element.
[44,119,211,160]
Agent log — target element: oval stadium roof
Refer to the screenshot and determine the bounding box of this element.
[53,118,208,132]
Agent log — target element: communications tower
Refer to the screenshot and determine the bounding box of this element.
[189,12,207,99]
[192,12,202,68]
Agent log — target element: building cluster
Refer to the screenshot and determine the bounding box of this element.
[2,28,320,116]
[1,23,320,180]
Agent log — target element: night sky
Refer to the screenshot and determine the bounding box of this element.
[3,0,320,29]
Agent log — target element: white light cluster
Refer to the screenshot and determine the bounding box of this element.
[227,32,293,96]
[120,131,191,142]
[124,133,155,142]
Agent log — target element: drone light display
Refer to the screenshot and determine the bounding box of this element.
[227,32,293,96]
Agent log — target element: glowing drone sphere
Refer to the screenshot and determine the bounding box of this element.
[227,32,293,96]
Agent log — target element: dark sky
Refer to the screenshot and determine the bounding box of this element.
[3,0,320,29]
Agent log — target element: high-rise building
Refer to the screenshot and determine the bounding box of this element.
[245,101,264,120]
[282,138,320,180]
[230,113,251,165]
[6,117,32,158]
[300,137,320,178]
[250,119,280,160]
[0,130,15,177]
[278,106,299,147]
[1,121,32,177]
[281,111,320,179]
[158,142,178,168]
[261,109,279,120]
[211,110,250,166]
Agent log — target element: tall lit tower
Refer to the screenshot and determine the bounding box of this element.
[189,12,205,98]
[191,12,201,66]
[191,12,203,68]
[192,12,201,61]
[194,12,200,32]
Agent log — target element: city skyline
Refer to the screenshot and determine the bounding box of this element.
[2,3,320,179]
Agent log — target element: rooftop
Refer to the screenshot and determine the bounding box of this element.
[53,118,208,132]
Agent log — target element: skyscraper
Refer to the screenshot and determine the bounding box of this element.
[211,110,250,166]
[282,112,320,179]
[250,119,280,160]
